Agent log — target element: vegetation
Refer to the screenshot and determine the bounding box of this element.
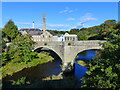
[47,30,68,36]
[69,20,116,40]
[2,52,54,78]
[77,60,87,67]
[2,20,20,42]
[12,77,27,86]
[81,22,120,88]
[44,42,48,45]
[2,20,54,78]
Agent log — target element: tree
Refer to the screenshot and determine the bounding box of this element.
[2,39,6,51]
[2,35,37,65]
[6,34,37,63]
[77,30,89,40]
[69,29,80,34]
[3,20,19,41]
[81,22,120,88]
[104,20,116,25]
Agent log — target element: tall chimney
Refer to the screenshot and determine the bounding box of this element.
[32,21,35,28]
[42,13,46,32]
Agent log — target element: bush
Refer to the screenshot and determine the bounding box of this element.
[44,42,47,45]
[12,77,26,86]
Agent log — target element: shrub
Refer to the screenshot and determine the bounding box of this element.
[44,42,47,45]
[12,77,26,86]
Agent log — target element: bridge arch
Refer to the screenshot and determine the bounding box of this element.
[72,47,101,65]
[34,46,63,61]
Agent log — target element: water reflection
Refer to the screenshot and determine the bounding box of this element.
[75,49,98,80]
[75,62,88,80]
[76,50,98,61]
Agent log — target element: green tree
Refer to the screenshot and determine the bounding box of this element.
[81,22,120,88]
[2,39,6,51]
[7,34,37,63]
[77,30,89,40]
[3,20,19,41]
[69,29,80,34]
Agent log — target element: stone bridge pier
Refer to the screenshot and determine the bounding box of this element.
[34,40,105,71]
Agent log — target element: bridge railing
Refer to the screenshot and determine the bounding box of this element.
[35,40,106,46]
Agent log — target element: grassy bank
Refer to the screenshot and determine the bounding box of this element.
[2,52,54,78]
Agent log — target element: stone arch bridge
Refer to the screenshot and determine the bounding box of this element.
[34,40,106,69]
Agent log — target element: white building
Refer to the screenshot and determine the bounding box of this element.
[52,33,78,41]
[64,33,78,41]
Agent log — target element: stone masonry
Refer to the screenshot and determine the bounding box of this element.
[34,40,106,70]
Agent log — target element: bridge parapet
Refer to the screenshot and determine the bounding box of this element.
[35,41,63,46]
[35,40,106,46]
[64,40,106,46]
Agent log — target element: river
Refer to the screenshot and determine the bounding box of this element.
[3,49,98,88]
[75,49,98,80]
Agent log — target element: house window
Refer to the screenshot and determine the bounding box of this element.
[65,37,66,41]
[73,38,75,41]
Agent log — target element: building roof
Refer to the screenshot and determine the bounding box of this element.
[20,28,41,32]
[19,28,42,35]
[64,33,77,37]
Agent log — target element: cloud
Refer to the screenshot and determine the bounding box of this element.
[67,18,75,21]
[47,24,71,30]
[73,13,98,29]
[80,13,98,23]
[59,7,77,14]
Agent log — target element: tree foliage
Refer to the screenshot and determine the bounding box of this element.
[81,22,120,88]
[2,20,19,41]
[7,34,37,63]
[68,20,116,40]
[47,30,68,36]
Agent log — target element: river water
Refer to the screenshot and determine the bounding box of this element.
[75,49,98,80]
[3,49,98,87]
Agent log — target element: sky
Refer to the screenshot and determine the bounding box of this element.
[2,2,118,31]
[1,0,120,2]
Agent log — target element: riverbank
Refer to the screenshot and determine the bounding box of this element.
[2,52,54,78]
